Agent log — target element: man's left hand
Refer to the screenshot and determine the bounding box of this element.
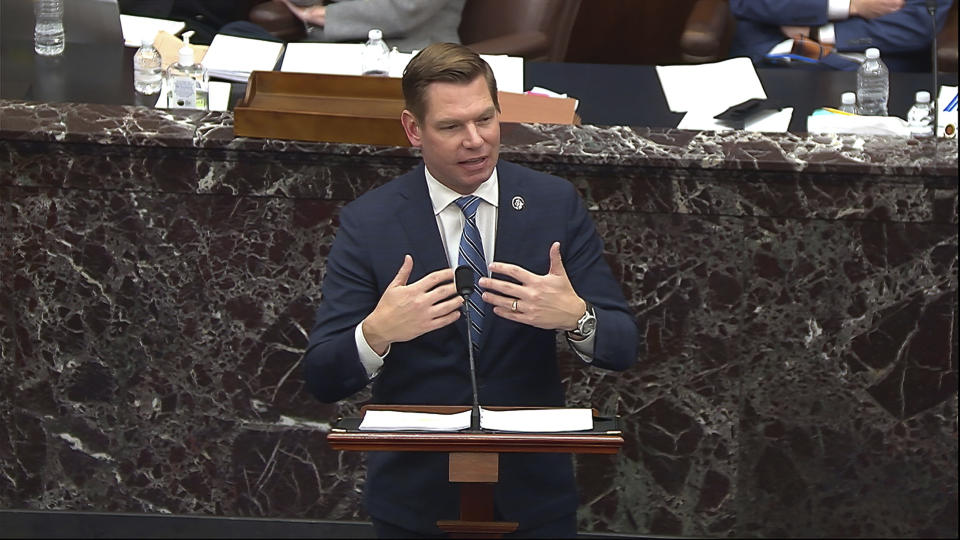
[479,242,586,331]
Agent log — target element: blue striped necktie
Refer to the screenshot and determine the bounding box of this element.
[454,196,487,353]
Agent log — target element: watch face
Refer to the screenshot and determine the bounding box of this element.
[581,317,597,335]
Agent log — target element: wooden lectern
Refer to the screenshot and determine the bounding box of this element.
[327,405,623,538]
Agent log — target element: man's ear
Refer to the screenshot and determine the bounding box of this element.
[401,110,422,147]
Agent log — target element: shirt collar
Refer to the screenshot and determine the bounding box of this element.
[425,165,499,216]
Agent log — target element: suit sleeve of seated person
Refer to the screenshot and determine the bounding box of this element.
[268,0,465,52]
[301,43,639,536]
[729,0,953,71]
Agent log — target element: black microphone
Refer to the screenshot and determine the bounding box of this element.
[927,0,939,148]
[454,264,481,431]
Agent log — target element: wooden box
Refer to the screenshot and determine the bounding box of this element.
[234,71,410,146]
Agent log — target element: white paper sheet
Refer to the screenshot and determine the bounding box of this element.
[479,408,594,432]
[358,410,471,431]
[656,57,767,115]
[279,43,525,93]
[120,14,185,47]
[678,107,794,132]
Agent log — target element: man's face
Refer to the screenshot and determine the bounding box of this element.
[401,76,500,195]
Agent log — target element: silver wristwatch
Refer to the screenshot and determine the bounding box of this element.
[570,302,596,338]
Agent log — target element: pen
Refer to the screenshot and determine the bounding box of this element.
[823,107,855,116]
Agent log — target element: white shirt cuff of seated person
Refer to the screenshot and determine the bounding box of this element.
[355,321,387,379]
[829,0,851,20]
[818,23,837,45]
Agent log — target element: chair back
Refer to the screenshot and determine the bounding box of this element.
[459,0,581,61]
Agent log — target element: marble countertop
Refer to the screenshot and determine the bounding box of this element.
[1,98,956,177]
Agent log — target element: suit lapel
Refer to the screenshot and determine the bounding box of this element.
[481,163,531,346]
[395,164,469,345]
[395,164,448,277]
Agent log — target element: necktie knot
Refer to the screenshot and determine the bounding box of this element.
[455,196,481,220]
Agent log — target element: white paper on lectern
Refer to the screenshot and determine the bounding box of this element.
[656,57,767,115]
[120,14,185,47]
[279,43,525,93]
[479,408,593,432]
[358,410,472,431]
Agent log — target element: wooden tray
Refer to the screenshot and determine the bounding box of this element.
[234,70,410,146]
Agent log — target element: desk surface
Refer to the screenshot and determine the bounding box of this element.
[1,35,956,132]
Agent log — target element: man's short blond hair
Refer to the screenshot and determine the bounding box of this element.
[402,42,500,121]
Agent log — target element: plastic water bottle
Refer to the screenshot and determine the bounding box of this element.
[856,48,888,116]
[839,92,857,114]
[134,39,163,95]
[362,29,390,77]
[34,0,65,56]
[907,91,934,138]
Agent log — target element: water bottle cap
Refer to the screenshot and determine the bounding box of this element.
[368,29,383,40]
[841,92,855,105]
[915,91,931,103]
[141,38,154,48]
[865,48,880,59]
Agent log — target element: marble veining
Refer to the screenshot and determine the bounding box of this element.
[1,99,956,537]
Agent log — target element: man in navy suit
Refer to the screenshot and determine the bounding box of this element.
[730,0,953,71]
[302,43,638,537]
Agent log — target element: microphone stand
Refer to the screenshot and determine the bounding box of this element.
[456,264,482,431]
[462,303,481,431]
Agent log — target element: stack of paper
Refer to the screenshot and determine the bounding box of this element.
[202,34,285,82]
[279,43,525,93]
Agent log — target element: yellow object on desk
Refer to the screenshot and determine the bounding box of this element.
[822,107,856,116]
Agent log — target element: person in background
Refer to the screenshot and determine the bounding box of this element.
[302,42,639,537]
[729,0,953,70]
[221,0,465,51]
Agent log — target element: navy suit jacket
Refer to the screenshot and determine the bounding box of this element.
[303,160,638,533]
[730,0,952,71]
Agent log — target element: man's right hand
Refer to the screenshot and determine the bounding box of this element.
[850,0,904,19]
[274,0,327,26]
[361,255,463,355]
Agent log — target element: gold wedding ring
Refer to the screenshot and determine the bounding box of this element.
[511,299,518,312]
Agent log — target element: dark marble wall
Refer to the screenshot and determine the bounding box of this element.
[1,99,956,537]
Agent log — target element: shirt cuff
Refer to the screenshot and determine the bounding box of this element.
[828,0,850,20]
[818,23,837,45]
[355,321,387,379]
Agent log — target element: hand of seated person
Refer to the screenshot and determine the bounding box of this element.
[275,0,327,26]
[850,0,904,19]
